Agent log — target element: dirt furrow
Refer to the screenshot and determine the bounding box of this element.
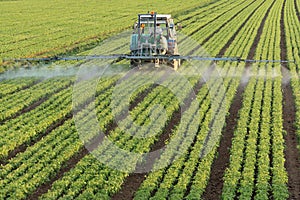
[201,83,245,200]
[282,80,300,200]
[281,1,300,198]
[129,84,158,111]
[294,0,300,22]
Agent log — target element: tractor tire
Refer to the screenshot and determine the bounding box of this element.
[130,59,141,68]
[173,59,180,71]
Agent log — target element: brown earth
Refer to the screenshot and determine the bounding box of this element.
[281,0,300,198]
[294,0,300,21]
[282,81,300,200]
[202,83,245,200]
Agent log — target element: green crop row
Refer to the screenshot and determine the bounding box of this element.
[0,69,165,199]
[40,63,200,199]
[134,62,240,200]
[178,0,238,29]
[0,78,39,98]
[222,0,289,198]
[0,76,117,161]
[222,65,288,200]
[0,78,73,122]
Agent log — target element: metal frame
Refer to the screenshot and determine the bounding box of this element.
[5,54,295,64]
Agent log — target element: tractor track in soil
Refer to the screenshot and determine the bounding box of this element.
[111,79,205,200]
[27,75,157,200]
[280,1,300,198]
[201,80,246,200]
[294,0,300,22]
[202,0,276,198]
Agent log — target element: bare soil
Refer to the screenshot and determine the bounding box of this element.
[282,81,300,200]
[294,0,300,21]
[202,84,245,200]
[281,1,300,198]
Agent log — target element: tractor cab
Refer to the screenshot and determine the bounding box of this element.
[130,12,180,69]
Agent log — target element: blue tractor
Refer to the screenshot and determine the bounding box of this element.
[130,12,181,70]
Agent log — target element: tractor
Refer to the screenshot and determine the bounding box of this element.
[130,12,181,70]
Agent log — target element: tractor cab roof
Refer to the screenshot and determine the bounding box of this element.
[139,14,172,24]
[139,14,171,19]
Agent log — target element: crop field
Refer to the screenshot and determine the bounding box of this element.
[0,0,300,199]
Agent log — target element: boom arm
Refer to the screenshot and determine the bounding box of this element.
[3,54,295,64]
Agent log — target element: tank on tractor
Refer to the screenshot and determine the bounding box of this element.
[130,12,181,70]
